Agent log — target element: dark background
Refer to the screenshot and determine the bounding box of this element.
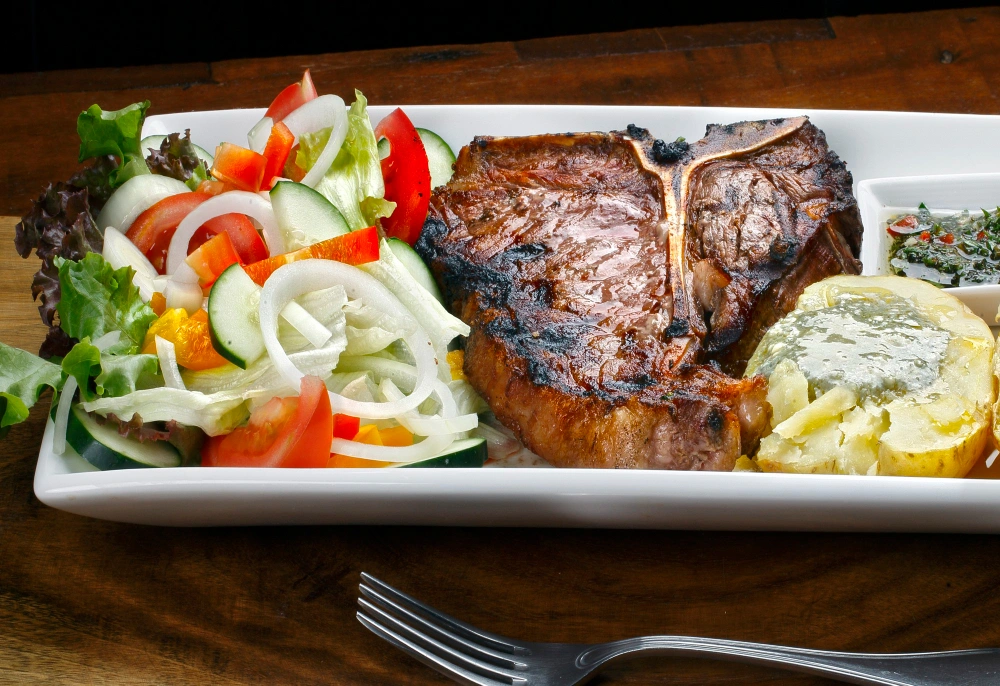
[3,1,995,74]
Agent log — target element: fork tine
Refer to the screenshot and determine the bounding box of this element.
[360,583,527,670]
[360,572,527,655]
[357,610,521,686]
[358,598,525,684]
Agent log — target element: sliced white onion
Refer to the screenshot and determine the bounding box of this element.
[53,377,77,456]
[164,279,203,313]
[330,432,453,463]
[247,116,274,154]
[282,94,348,188]
[92,330,121,352]
[172,261,201,285]
[259,260,437,419]
[96,175,190,233]
[103,228,158,301]
[166,191,281,274]
[281,301,331,348]
[381,379,477,436]
[155,336,186,390]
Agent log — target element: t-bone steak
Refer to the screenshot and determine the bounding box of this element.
[416,117,863,470]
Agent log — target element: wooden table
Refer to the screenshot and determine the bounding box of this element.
[3,8,1000,684]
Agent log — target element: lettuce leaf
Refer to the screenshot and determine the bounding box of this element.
[60,338,102,401]
[61,338,161,401]
[146,130,209,191]
[15,183,106,358]
[298,91,395,230]
[96,354,160,397]
[0,342,63,436]
[77,101,150,188]
[82,388,249,436]
[55,253,157,356]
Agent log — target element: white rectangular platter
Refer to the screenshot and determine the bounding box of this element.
[33,104,1000,530]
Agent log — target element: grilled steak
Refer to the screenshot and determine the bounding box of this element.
[417,117,862,470]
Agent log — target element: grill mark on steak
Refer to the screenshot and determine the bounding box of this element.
[418,118,861,470]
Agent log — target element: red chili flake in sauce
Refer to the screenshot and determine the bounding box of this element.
[886,214,920,237]
[941,233,955,244]
[920,231,931,241]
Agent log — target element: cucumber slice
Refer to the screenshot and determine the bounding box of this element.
[387,237,444,304]
[377,129,456,189]
[208,264,265,369]
[140,134,215,168]
[270,181,350,251]
[396,438,487,468]
[65,405,181,469]
[416,128,457,189]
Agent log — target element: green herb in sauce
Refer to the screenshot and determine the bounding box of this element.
[887,205,1000,286]
[746,291,950,402]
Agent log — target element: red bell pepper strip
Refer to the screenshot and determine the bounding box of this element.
[374,108,431,246]
[243,226,380,285]
[186,231,241,286]
[212,143,267,192]
[333,414,360,440]
[261,122,295,191]
[265,70,318,123]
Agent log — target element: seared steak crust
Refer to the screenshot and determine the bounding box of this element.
[418,118,861,470]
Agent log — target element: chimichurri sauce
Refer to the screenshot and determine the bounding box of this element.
[887,204,1000,286]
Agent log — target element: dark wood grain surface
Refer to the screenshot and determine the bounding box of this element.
[3,8,1000,684]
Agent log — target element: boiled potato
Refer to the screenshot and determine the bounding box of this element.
[745,275,994,477]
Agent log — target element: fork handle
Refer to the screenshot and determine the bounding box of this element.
[575,636,1000,685]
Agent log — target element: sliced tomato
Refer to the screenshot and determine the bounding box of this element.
[212,143,267,192]
[186,231,241,285]
[202,376,333,468]
[142,308,227,370]
[126,193,268,273]
[374,108,431,245]
[265,69,318,123]
[261,122,295,191]
[243,225,379,285]
[333,414,360,440]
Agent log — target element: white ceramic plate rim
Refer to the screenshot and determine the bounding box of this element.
[32,104,1000,529]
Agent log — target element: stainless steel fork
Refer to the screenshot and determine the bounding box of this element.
[356,572,1000,685]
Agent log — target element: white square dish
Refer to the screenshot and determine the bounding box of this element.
[32,104,1000,529]
[858,173,1000,322]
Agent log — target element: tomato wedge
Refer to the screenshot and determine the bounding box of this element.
[202,376,333,468]
[261,122,295,191]
[212,143,267,192]
[374,108,431,245]
[265,69,318,123]
[243,225,379,285]
[126,193,268,273]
